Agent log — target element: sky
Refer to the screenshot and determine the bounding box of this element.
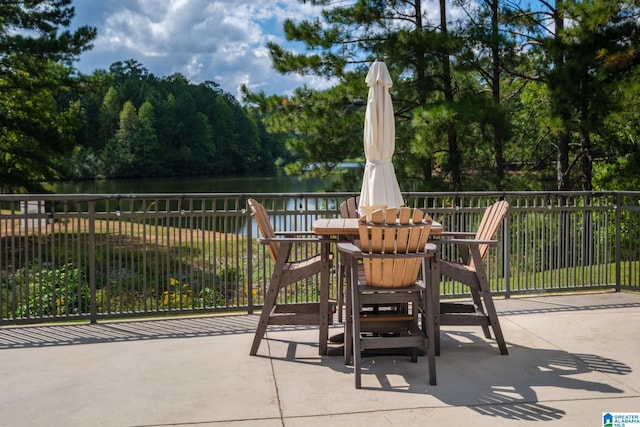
[70,0,335,99]
[68,0,489,100]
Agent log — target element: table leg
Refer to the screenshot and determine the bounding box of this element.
[431,242,441,356]
[319,241,330,355]
[344,255,354,365]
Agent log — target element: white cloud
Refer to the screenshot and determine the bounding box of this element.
[71,0,466,99]
[71,0,331,98]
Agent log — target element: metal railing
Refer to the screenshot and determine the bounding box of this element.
[1,191,639,324]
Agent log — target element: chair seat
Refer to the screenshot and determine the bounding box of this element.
[440,259,474,273]
[287,254,323,269]
[439,259,478,284]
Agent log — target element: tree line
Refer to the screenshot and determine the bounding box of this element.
[70,60,284,181]
[243,0,640,192]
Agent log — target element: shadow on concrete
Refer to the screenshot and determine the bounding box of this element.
[268,329,630,422]
[430,331,630,421]
[496,299,640,316]
[0,314,262,349]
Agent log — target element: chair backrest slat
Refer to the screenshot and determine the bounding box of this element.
[339,196,360,219]
[340,196,361,247]
[359,207,432,288]
[248,199,279,263]
[472,200,509,267]
[406,208,430,282]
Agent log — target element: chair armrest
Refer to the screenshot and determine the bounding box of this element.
[439,238,497,265]
[440,238,498,246]
[259,236,332,244]
[441,231,476,237]
[336,242,361,256]
[275,231,318,237]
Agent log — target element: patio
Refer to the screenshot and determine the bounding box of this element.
[1,291,639,426]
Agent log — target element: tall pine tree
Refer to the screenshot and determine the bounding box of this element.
[0,0,96,191]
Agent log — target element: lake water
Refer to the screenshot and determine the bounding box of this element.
[41,172,345,235]
[45,172,331,194]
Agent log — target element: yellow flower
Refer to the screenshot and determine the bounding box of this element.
[162,291,170,306]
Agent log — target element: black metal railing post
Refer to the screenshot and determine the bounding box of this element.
[504,194,511,298]
[88,200,98,323]
[244,196,254,314]
[615,193,621,293]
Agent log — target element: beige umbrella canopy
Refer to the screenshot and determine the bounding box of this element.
[358,60,404,219]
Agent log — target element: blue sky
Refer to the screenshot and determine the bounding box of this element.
[69,0,485,99]
[70,0,333,98]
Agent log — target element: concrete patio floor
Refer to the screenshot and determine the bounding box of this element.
[1,291,639,426]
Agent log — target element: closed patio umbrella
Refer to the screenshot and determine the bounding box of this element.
[358,60,404,219]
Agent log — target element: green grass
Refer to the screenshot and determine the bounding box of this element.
[496,260,639,294]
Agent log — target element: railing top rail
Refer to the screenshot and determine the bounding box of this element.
[0,192,357,202]
[2,190,640,201]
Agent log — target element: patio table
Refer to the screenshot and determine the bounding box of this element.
[312,217,443,236]
[312,217,443,357]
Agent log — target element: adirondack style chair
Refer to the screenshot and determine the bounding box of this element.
[438,200,509,355]
[338,207,437,388]
[247,198,334,356]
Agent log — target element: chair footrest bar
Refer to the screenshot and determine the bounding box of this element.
[360,314,414,323]
[269,302,336,325]
[440,302,478,313]
[440,313,490,326]
[360,335,426,350]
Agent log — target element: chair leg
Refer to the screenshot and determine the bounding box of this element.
[469,286,492,339]
[251,242,293,356]
[429,254,441,357]
[337,261,345,323]
[250,283,278,356]
[423,280,437,385]
[352,283,362,389]
[470,247,508,355]
[410,347,418,363]
[319,242,331,356]
[473,261,508,355]
[344,257,356,366]
[479,285,508,355]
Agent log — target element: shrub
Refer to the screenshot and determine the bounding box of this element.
[16,264,90,318]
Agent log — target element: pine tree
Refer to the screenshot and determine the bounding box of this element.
[0,0,96,191]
